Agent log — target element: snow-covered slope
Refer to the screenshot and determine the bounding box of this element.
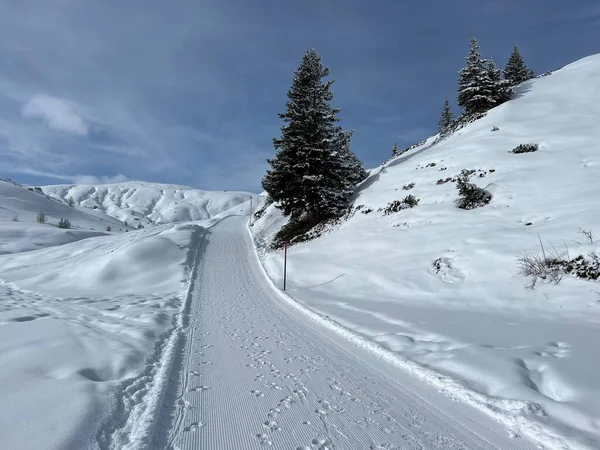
[0,179,255,449]
[252,54,600,449]
[41,181,253,227]
[0,179,130,254]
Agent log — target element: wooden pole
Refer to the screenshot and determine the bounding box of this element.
[283,241,288,291]
[249,197,253,226]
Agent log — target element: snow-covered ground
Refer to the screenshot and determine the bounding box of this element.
[0,183,254,449]
[144,216,539,450]
[252,54,600,449]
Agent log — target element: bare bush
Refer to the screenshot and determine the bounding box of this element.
[517,252,562,288]
[36,211,46,224]
[577,227,595,244]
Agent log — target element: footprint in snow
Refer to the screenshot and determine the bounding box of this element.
[190,386,210,392]
[183,421,205,432]
[255,433,272,446]
[263,420,281,431]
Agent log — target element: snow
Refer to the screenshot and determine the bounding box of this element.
[150,217,539,450]
[252,54,600,449]
[0,182,254,449]
[41,181,252,226]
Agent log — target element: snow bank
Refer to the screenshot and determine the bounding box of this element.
[252,54,600,449]
[0,222,200,449]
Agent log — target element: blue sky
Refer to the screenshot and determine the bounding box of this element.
[1,0,599,192]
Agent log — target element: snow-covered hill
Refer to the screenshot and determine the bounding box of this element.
[252,54,600,449]
[0,179,130,254]
[41,181,253,227]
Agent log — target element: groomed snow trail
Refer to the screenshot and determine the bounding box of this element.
[153,217,537,450]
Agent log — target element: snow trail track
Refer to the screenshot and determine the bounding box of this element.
[144,217,538,450]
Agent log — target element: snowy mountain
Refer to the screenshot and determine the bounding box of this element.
[0,178,130,254]
[41,181,253,227]
[252,54,600,448]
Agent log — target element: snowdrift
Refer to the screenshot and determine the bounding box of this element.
[252,54,600,449]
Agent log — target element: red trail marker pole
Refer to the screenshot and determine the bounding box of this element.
[283,241,288,291]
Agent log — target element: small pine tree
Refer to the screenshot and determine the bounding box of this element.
[137,223,144,230]
[457,37,496,114]
[391,143,400,157]
[438,99,455,133]
[486,59,512,106]
[58,218,71,229]
[106,225,112,232]
[37,211,46,224]
[12,215,18,222]
[504,46,534,87]
[68,197,75,207]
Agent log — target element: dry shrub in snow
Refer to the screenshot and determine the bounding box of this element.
[517,232,600,288]
[577,227,595,244]
[517,252,563,288]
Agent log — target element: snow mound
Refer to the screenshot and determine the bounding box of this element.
[41,181,253,226]
[252,54,600,449]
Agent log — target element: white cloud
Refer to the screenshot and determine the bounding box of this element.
[72,174,128,185]
[22,94,89,135]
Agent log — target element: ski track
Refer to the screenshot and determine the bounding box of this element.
[127,216,539,450]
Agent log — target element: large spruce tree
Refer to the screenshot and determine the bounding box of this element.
[262,49,365,222]
[504,45,535,87]
[438,99,455,133]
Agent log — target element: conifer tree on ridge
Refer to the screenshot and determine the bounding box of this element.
[504,45,535,87]
[438,99,455,133]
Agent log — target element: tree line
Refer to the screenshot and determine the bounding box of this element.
[262,39,535,238]
[438,38,534,134]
